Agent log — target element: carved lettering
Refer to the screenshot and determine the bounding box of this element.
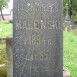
[26,2,55,12]
[28,35,52,45]
[41,20,45,29]
[48,20,55,29]
[32,35,36,45]
[15,20,60,30]
[48,39,52,45]
[30,35,41,45]
[34,20,39,29]
[15,20,22,30]
[26,51,48,60]
[36,35,40,45]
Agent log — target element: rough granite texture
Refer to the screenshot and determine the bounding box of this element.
[13,0,63,77]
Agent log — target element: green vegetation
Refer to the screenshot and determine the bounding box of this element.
[0,21,12,77]
[63,0,77,22]
[0,21,12,38]
[0,42,6,77]
[0,0,10,20]
[64,31,77,77]
[0,66,7,77]
[9,20,13,23]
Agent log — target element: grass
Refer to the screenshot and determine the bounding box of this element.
[0,22,77,77]
[0,21,12,77]
[0,42,7,77]
[63,31,77,77]
[0,21,12,38]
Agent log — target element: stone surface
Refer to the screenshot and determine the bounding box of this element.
[6,37,13,77]
[64,11,72,31]
[13,0,63,77]
[63,69,70,77]
[6,39,69,77]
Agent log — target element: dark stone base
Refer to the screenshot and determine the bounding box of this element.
[63,69,70,77]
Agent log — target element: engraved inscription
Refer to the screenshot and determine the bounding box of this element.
[13,0,63,77]
[32,35,36,45]
[26,51,48,60]
[31,35,40,45]
[29,35,52,45]
[48,39,52,45]
[21,2,58,13]
[34,20,39,29]
[15,34,52,45]
[15,20,60,30]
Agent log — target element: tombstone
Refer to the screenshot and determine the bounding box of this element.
[64,4,73,31]
[6,37,13,77]
[6,38,70,77]
[64,12,72,31]
[13,0,63,77]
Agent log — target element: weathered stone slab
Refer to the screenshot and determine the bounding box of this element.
[6,37,13,77]
[13,0,63,77]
